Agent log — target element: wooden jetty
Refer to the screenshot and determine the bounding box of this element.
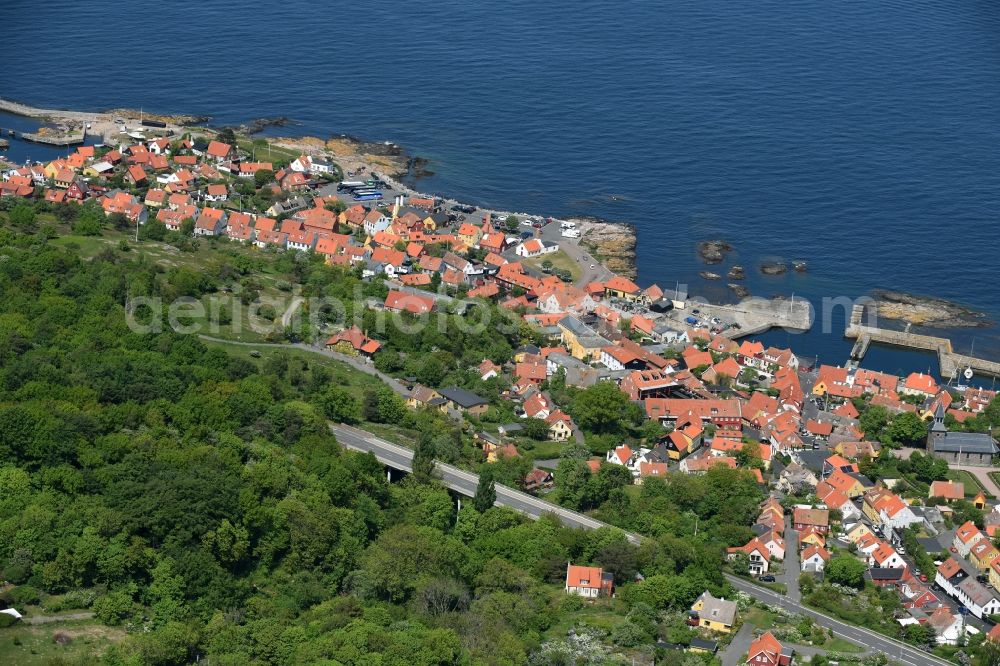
[845,304,1000,379]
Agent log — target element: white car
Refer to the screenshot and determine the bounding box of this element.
[590,264,596,269]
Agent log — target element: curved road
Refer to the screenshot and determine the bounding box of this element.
[725,575,950,666]
[333,422,954,666]
[205,337,951,666]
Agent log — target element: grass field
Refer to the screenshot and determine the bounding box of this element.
[0,619,125,665]
[947,469,993,498]
[234,139,329,172]
[523,250,583,283]
[744,607,778,630]
[543,597,626,638]
[517,439,565,461]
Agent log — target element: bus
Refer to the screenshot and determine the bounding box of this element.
[353,191,383,201]
[337,180,369,191]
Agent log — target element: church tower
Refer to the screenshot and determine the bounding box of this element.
[927,403,947,453]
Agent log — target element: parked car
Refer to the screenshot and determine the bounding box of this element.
[759,574,776,582]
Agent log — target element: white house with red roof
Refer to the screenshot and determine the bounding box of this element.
[800,545,830,572]
[564,564,613,598]
[606,444,635,468]
[746,631,792,666]
[194,207,228,236]
[515,238,558,258]
[727,538,770,575]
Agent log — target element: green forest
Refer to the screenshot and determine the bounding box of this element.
[0,216,766,665]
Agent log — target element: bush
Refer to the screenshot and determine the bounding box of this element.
[0,613,19,628]
[8,586,41,606]
[610,620,649,647]
[72,217,102,236]
[93,589,135,626]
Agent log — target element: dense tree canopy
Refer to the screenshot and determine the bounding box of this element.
[0,225,758,664]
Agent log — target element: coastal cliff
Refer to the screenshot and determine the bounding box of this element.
[576,219,637,280]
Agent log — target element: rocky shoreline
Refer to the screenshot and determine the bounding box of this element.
[577,219,638,280]
[0,97,641,280]
[869,290,992,329]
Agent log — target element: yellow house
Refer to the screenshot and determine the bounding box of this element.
[421,215,439,231]
[548,417,573,442]
[43,160,69,180]
[405,385,441,410]
[990,560,1000,590]
[812,365,847,395]
[480,438,519,463]
[975,491,988,511]
[861,500,880,525]
[799,529,826,549]
[457,223,481,248]
[665,430,694,461]
[690,591,737,634]
[557,316,606,361]
[833,441,879,460]
[824,469,867,499]
[970,541,999,572]
[845,523,874,545]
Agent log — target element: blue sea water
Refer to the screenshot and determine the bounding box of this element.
[3,0,999,378]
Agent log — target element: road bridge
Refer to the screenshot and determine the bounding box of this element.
[330,423,641,544]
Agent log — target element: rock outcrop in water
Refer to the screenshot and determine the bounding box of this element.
[700,271,722,280]
[870,290,991,328]
[105,108,212,126]
[234,117,292,134]
[728,265,745,280]
[697,240,732,264]
[760,261,788,275]
[577,219,637,279]
[728,283,751,298]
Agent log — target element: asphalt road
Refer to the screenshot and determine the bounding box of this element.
[330,422,641,544]
[537,221,613,286]
[331,421,949,664]
[724,574,952,666]
[781,516,801,603]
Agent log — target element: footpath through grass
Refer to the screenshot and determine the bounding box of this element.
[0,618,125,665]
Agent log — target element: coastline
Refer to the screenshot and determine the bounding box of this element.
[6,96,998,373]
[0,96,643,280]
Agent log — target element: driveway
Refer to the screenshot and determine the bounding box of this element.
[720,623,753,666]
[781,516,801,603]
